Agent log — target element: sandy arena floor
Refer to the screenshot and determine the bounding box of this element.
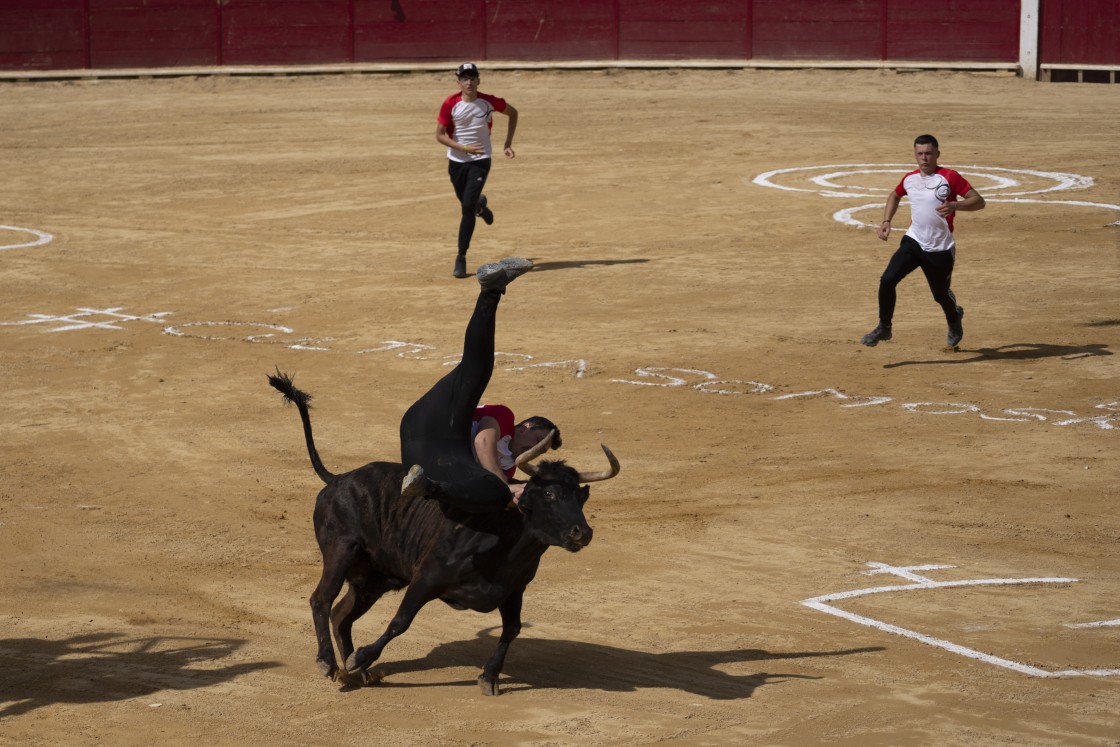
[1,68,1118,746]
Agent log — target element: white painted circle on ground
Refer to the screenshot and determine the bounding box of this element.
[751,163,1118,228]
[0,225,53,250]
[752,164,1095,198]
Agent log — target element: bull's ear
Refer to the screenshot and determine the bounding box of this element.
[579,485,590,506]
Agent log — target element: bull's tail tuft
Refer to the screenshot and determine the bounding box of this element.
[268,368,336,485]
[269,370,312,409]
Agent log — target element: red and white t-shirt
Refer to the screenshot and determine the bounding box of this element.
[895,167,973,253]
[472,404,516,477]
[438,92,508,163]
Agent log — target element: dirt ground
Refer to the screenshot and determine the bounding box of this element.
[1,67,1118,746]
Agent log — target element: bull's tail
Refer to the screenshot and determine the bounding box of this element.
[268,369,337,485]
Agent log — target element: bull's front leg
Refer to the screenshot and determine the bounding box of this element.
[479,588,524,696]
[341,581,436,686]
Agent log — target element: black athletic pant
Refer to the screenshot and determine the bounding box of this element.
[448,158,491,257]
[399,287,509,513]
[878,235,961,327]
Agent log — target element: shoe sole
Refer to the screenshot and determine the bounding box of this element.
[498,256,533,274]
[477,257,533,290]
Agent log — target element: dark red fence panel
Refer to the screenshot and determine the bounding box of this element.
[3,1,1116,74]
[0,0,87,71]
[353,0,484,62]
[485,0,617,60]
[887,0,1019,61]
[752,0,881,60]
[88,0,217,68]
[619,0,750,59]
[1041,0,1120,65]
[222,0,351,65]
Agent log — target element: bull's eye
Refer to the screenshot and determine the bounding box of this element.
[544,489,556,502]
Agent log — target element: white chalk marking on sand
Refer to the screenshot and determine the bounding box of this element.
[505,359,590,379]
[356,340,437,357]
[835,198,1120,229]
[803,562,1120,678]
[1066,619,1120,629]
[753,164,1094,198]
[4,316,1115,432]
[162,320,330,350]
[0,307,172,332]
[0,225,53,251]
[610,367,773,395]
[754,164,1119,227]
[771,388,892,408]
[810,169,1021,194]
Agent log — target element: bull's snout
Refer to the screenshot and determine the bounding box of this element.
[567,524,593,548]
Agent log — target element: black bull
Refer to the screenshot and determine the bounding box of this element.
[268,372,620,695]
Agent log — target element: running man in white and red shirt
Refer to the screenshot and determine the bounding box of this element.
[436,62,519,280]
[861,134,986,349]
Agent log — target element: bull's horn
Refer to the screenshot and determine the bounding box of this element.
[577,444,621,483]
[515,429,556,476]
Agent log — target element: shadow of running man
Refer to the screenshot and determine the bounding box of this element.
[0,632,281,719]
[352,626,883,699]
[884,342,1112,369]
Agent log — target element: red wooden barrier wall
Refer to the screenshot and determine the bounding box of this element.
[1040,0,1120,65]
[0,1,1115,73]
[89,0,217,68]
[619,1,751,59]
[0,0,87,70]
[354,0,483,62]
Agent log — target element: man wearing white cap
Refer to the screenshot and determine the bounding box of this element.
[436,62,519,279]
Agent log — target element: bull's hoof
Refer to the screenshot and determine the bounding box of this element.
[339,653,383,688]
[316,658,338,679]
[343,652,360,672]
[477,674,500,697]
[338,667,382,687]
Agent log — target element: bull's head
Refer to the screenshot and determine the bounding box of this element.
[515,431,621,552]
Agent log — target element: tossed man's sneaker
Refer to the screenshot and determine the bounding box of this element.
[476,194,494,226]
[453,255,467,278]
[861,324,893,347]
[477,256,533,291]
[401,464,431,498]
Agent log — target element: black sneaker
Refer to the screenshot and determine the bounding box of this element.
[477,256,533,291]
[861,324,893,347]
[476,195,494,225]
[453,255,467,278]
[947,308,964,348]
[401,464,430,498]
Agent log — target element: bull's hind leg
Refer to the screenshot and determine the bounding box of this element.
[344,581,437,681]
[310,539,359,680]
[479,588,524,696]
[331,574,392,667]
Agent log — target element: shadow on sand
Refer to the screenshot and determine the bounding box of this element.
[884,342,1111,369]
[351,626,883,700]
[0,632,280,719]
